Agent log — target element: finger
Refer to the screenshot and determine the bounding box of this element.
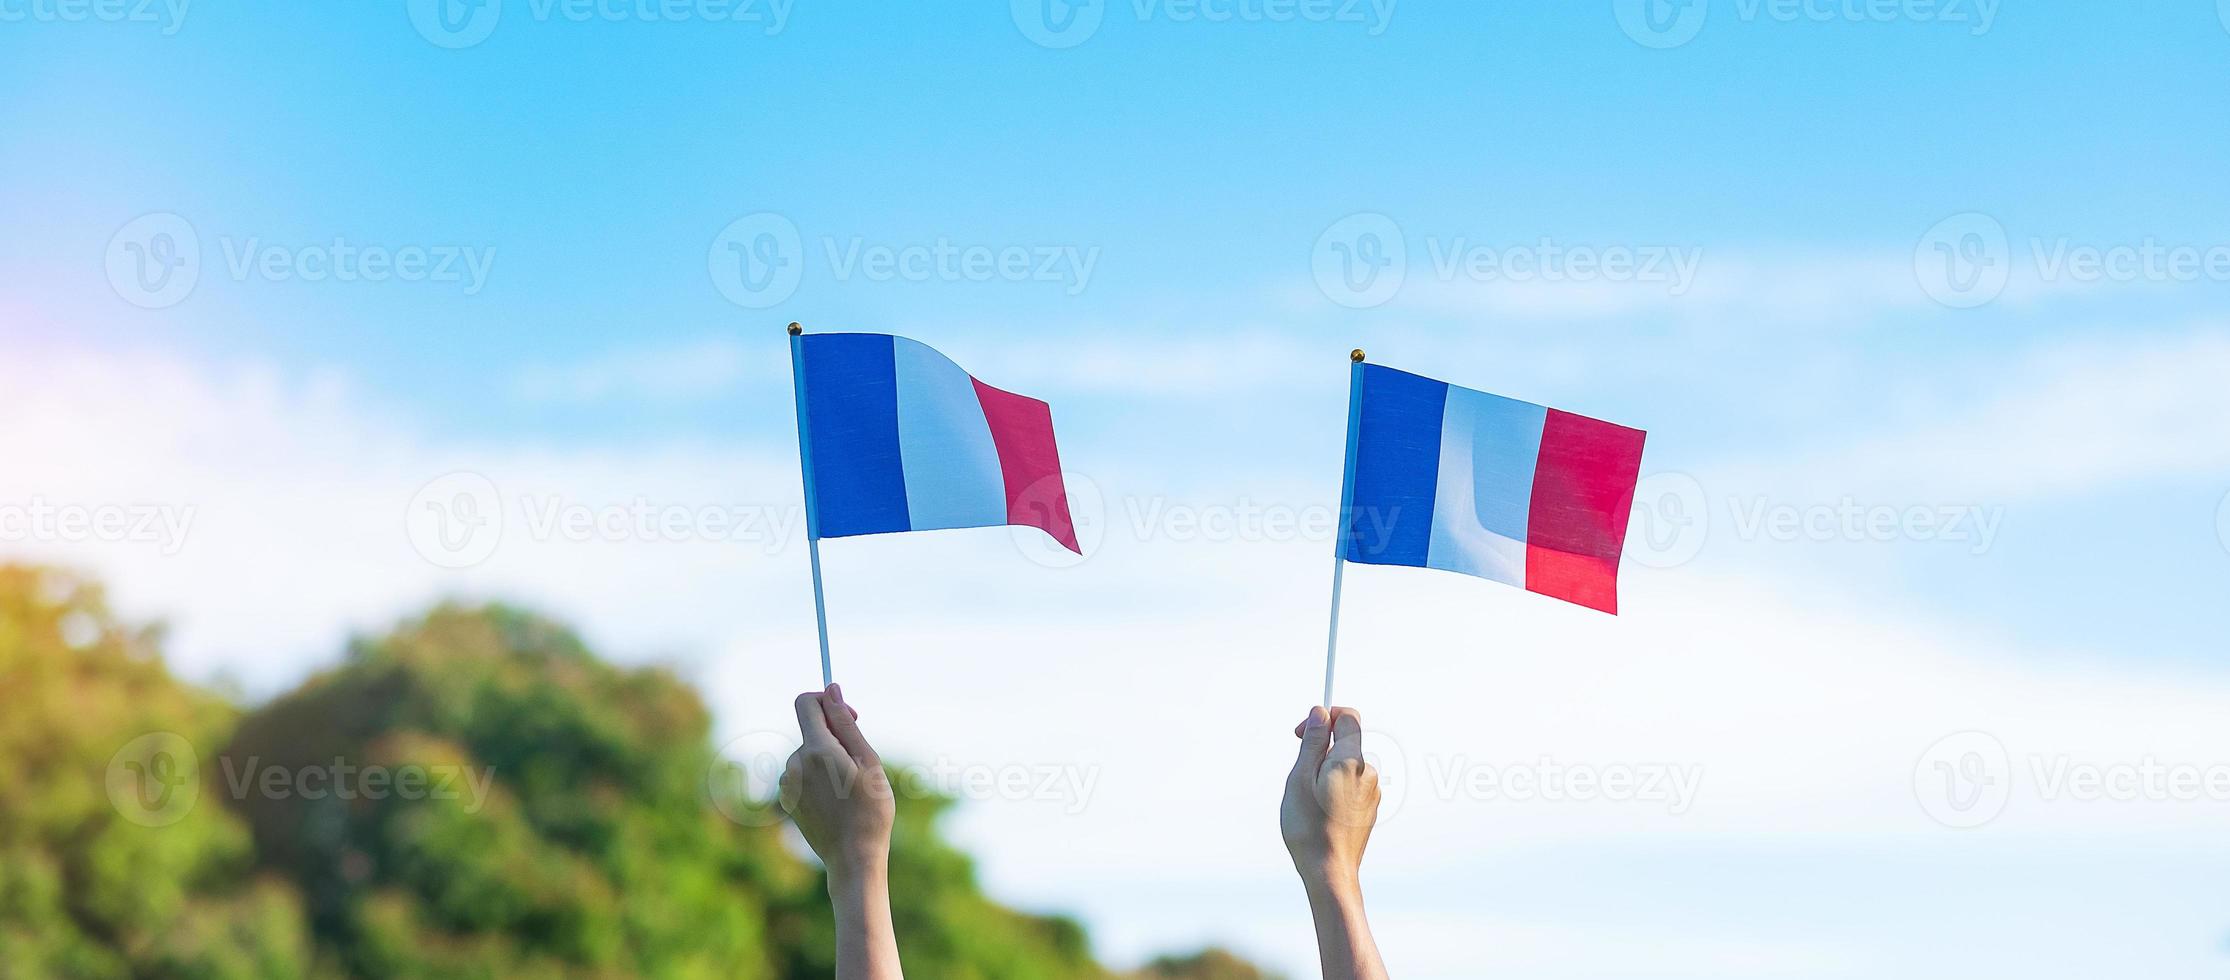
[793,691,839,749]
[1294,706,1331,772]
[777,750,804,813]
[1326,706,1365,766]
[823,684,879,764]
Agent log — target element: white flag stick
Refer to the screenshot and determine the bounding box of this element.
[1322,348,1366,708]
[788,321,834,687]
[1322,554,1347,709]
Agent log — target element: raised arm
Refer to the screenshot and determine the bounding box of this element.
[1281,706,1391,980]
[781,685,903,980]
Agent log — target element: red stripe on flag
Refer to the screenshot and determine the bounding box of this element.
[970,378,1080,554]
[1523,409,1646,614]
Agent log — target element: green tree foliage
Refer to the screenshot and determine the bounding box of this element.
[0,566,321,979]
[881,767,1102,980]
[1127,948,1286,980]
[222,603,810,980]
[0,566,1273,979]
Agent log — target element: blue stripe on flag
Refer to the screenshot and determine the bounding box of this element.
[1344,364,1446,565]
[803,333,911,538]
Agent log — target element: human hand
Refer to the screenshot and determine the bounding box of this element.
[1281,705,1381,893]
[780,684,895,889]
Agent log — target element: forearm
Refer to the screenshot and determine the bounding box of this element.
[1303,874,1389,980]
[829,865,904,980]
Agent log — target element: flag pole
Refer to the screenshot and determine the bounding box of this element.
[788,321,833,687]
[1323,348,1366,708]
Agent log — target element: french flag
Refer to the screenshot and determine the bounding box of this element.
[1340,364,1645,613]
[795,332,1079,553]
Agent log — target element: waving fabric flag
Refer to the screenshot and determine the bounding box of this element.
[795,332,1079,553]
[1339,363,1645,613]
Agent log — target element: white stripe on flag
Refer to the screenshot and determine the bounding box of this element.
[891,337,1008,532]
[1425,385,1546,587]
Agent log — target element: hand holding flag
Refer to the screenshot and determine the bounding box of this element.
[1282,705,1391,980]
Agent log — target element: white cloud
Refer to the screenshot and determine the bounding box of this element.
[1293,247,2129,326]
[0,346,804,691]
[1723,326,2230,503]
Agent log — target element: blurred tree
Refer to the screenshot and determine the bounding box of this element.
[1127,948,1286,980]
[880,767,1103,980]
[225,603,1252,979]
[0,566,1277,980]
[223,603,808,980]
[0,565,322,979]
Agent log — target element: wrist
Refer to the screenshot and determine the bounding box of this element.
[1297,864,1363,903]
[824,848,890,897]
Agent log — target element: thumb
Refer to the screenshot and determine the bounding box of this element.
[822,684,880,765]
[1292,706,1331,775]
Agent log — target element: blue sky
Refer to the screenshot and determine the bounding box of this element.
[7,2,2230,976]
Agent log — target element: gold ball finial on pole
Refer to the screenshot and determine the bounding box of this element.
[787,322,803,336]
[1350,348,1366,363]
